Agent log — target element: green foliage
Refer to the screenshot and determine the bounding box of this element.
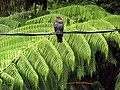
[16,53,39,89]
[115,73,120,90]
[51,5,110,22]
[26,14,75,26]
[37,38,63,80]
[88,19,120,47]
[104,15,120,28]
[0,24,11,33]
[0,4,120,90]
[24,46,49,81]
[1,72,14,90]
[0,17,20,29]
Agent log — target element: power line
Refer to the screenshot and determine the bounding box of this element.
[0,29,120,36]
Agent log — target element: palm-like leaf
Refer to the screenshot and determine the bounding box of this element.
[115,73,120,90]
[37,38,63,80]
[25,14,75,26]
[0,18,20,29]
[88,19,120,47]
[51,5,110,22]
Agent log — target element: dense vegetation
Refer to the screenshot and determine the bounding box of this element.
[0,0,120,90]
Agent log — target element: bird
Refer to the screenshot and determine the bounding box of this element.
[54,16,64,43]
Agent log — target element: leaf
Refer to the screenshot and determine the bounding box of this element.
[4,64,23,90]
[25,14,74,26]
[115,73,120,90]
[0,18,20,29]
[104,15,120,28]
[74,22,109,58]
[64,28,91,64]
[49,36,75,71]
[37,38,63,80]
[88,19,120,48]
[16,52,39,89]
[24,46,49,81]
[0,24,11,33]
[1,72,14,90]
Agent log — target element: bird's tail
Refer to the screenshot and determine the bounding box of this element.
[57,35,62,42]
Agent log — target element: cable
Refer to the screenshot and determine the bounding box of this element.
[0,29,120,36]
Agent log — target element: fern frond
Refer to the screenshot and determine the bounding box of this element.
[49,36,75,71]
[51,5,109,22]
[86,51,96,76]
[84,5,110,19]
[24,46,49,81]
[115,73,120,90]
[51,5,92,22]
[16,52,39,89]
[88,20,120,47]
[1,72,14,90]
[74,22,108,58]
[10,24,53,33]
[0,24,11,33]
[4,64,23,90]
[0,79,2,90]
[0,18,20,29]
[37,38,63,80]
[25,14,74,26]
[104,15,120,28]
[77,59,85,80]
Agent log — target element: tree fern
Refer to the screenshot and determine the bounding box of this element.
[115,73,120,90]
[4,64,23,90]
[0,24,11,33]
[25,14,75,26]
[51,5,109,22]
[23,46,49,81]
[37,38,63,80]
[104,15,120,28]
[88,19,120,47]
[0,17,20,29]
[49,36,75,71]
[73,22,109,58]
[1,72,14,90]
[0,79,2,90]
[16,53,39,89]
[84,5,110,19]
[51,5,92,22]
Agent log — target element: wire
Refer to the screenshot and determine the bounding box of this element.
[0,29,120,36]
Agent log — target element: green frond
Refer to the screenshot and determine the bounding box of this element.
[115,73,120,90]
[8,11,32,20]
[64,33,91,64]
[0,18,20,29]
[74,22,108,58]
[107,52,117,66]
[10,24,53,33]
[51,5,109,22]
[77,59,85,80]
[51,5,92,22]
[4,64,23,90]
[37,38,63,80]
[1,72,14,90]
[16,52,39,89]
[58,65,68,90]
[104,15,120,28]
[84,5,110,20]
[0,79,2,90]
[88,20,120,48]
[0,24,11,33]
[49,36,75,71]
[24,46,49,81]
[25,14,74,26]
[86,51,96,76]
